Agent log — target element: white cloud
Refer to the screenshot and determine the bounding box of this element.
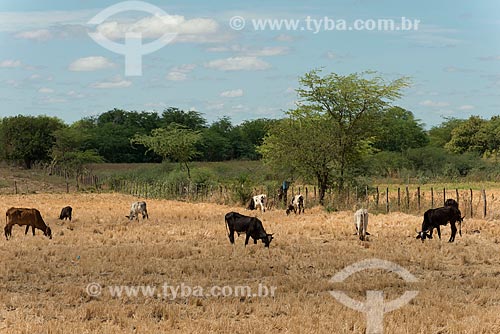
[38,87,54,94]
[206,45,288,56]
[0,59,22,68]
[274,34,296,42]
[405,25,461,48]
[92,15,222,43]
[69,56,115,71]
[220,89,244,98]
[40,96,66,104]
[166,64,196,81]
[458,105,475,110]
[206,102,225,110]
[478,55,500,61]
[15,29,52,41]
[443,66,474,73]
[246,46,289,56]
[67,90,85,98]
[0,10,94,32]
[90,76,131,89]
[205,57,271,71]
[419,100,450,107]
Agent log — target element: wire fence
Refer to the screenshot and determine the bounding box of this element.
[11,164,499,219]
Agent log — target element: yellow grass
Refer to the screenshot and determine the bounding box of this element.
[1,193,500,333]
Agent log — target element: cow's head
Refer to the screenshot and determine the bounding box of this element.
[416,229,431,242]
[125,215,134,221]
[285,205,294,215]
[45,226,52,239]
[263,233,274,247]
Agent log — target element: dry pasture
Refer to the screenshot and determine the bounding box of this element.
[1,193,500,333]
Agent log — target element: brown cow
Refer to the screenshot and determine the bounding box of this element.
[5,207,52,240]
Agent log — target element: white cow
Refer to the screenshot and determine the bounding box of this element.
[354,208,369,241]
[248,194,267,213]
[286,194,305,215]
[126,201,149,221]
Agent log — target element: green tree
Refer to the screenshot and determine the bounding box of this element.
[259,114,340,204]
[0,115,65,168]
[131,124,202,178]
[51,126,103,190]
[374,106,428,152]
[445,116,487,154]
[200,117,233,161]
[160,108,207,130]
[428,118,465,148]
[262,70,409,200]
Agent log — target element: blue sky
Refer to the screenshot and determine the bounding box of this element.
[0,0,499,127]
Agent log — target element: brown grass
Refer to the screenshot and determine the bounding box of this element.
[1,193,500,333]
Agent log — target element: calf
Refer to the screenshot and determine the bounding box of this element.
[126,201,149,221]
[224,211,273,247]
[416,206,464,243]
[286,194,305,215]
[247,194,267,213]
[59,206,72,221]
[5,207,52,240]
[354,208,369,241]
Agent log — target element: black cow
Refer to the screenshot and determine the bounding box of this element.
[416,206,464,243]
[59,206,72,221]
[444,198,458,209]
[225,212,273,247]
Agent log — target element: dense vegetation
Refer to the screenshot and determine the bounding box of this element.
[1,70,499,196]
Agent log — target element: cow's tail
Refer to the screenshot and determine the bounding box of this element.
[459,220,462,237]
[224,216,230,237]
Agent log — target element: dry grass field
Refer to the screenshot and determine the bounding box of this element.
[1,193,500,333]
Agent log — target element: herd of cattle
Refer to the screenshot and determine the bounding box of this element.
[3,194,465,247]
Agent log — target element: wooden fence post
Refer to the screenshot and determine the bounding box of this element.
[397,187,401,211]
[470,188,473,218]
[443,187,446,206]
[431,187,434,208]
[386,187,389,213]
[482,189,487,218]
[456,189,459,205]
[417,187,421,212]
[365,185,369,209]
[406,186,410,211]
[376,187,379,210]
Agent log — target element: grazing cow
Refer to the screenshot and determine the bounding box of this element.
[354,208,369,241]
[5,207,52,240]
[224,211,273,247]
[444,198,458,209]
[247,194,267,213]
[286,194,305,215]
[59,206,72,221]
[126,201,149,221]
[416,206,464,243]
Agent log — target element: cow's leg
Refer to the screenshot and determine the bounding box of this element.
[25,225,29,235]
[436,226,441,240]
[32,226,35,236]
[229,230,235,244]
[449,222,457,242]
[253,237,258,244]
[245,234,251,247]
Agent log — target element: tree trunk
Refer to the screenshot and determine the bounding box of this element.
[184,162,191,179]
[317,173,328,206]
